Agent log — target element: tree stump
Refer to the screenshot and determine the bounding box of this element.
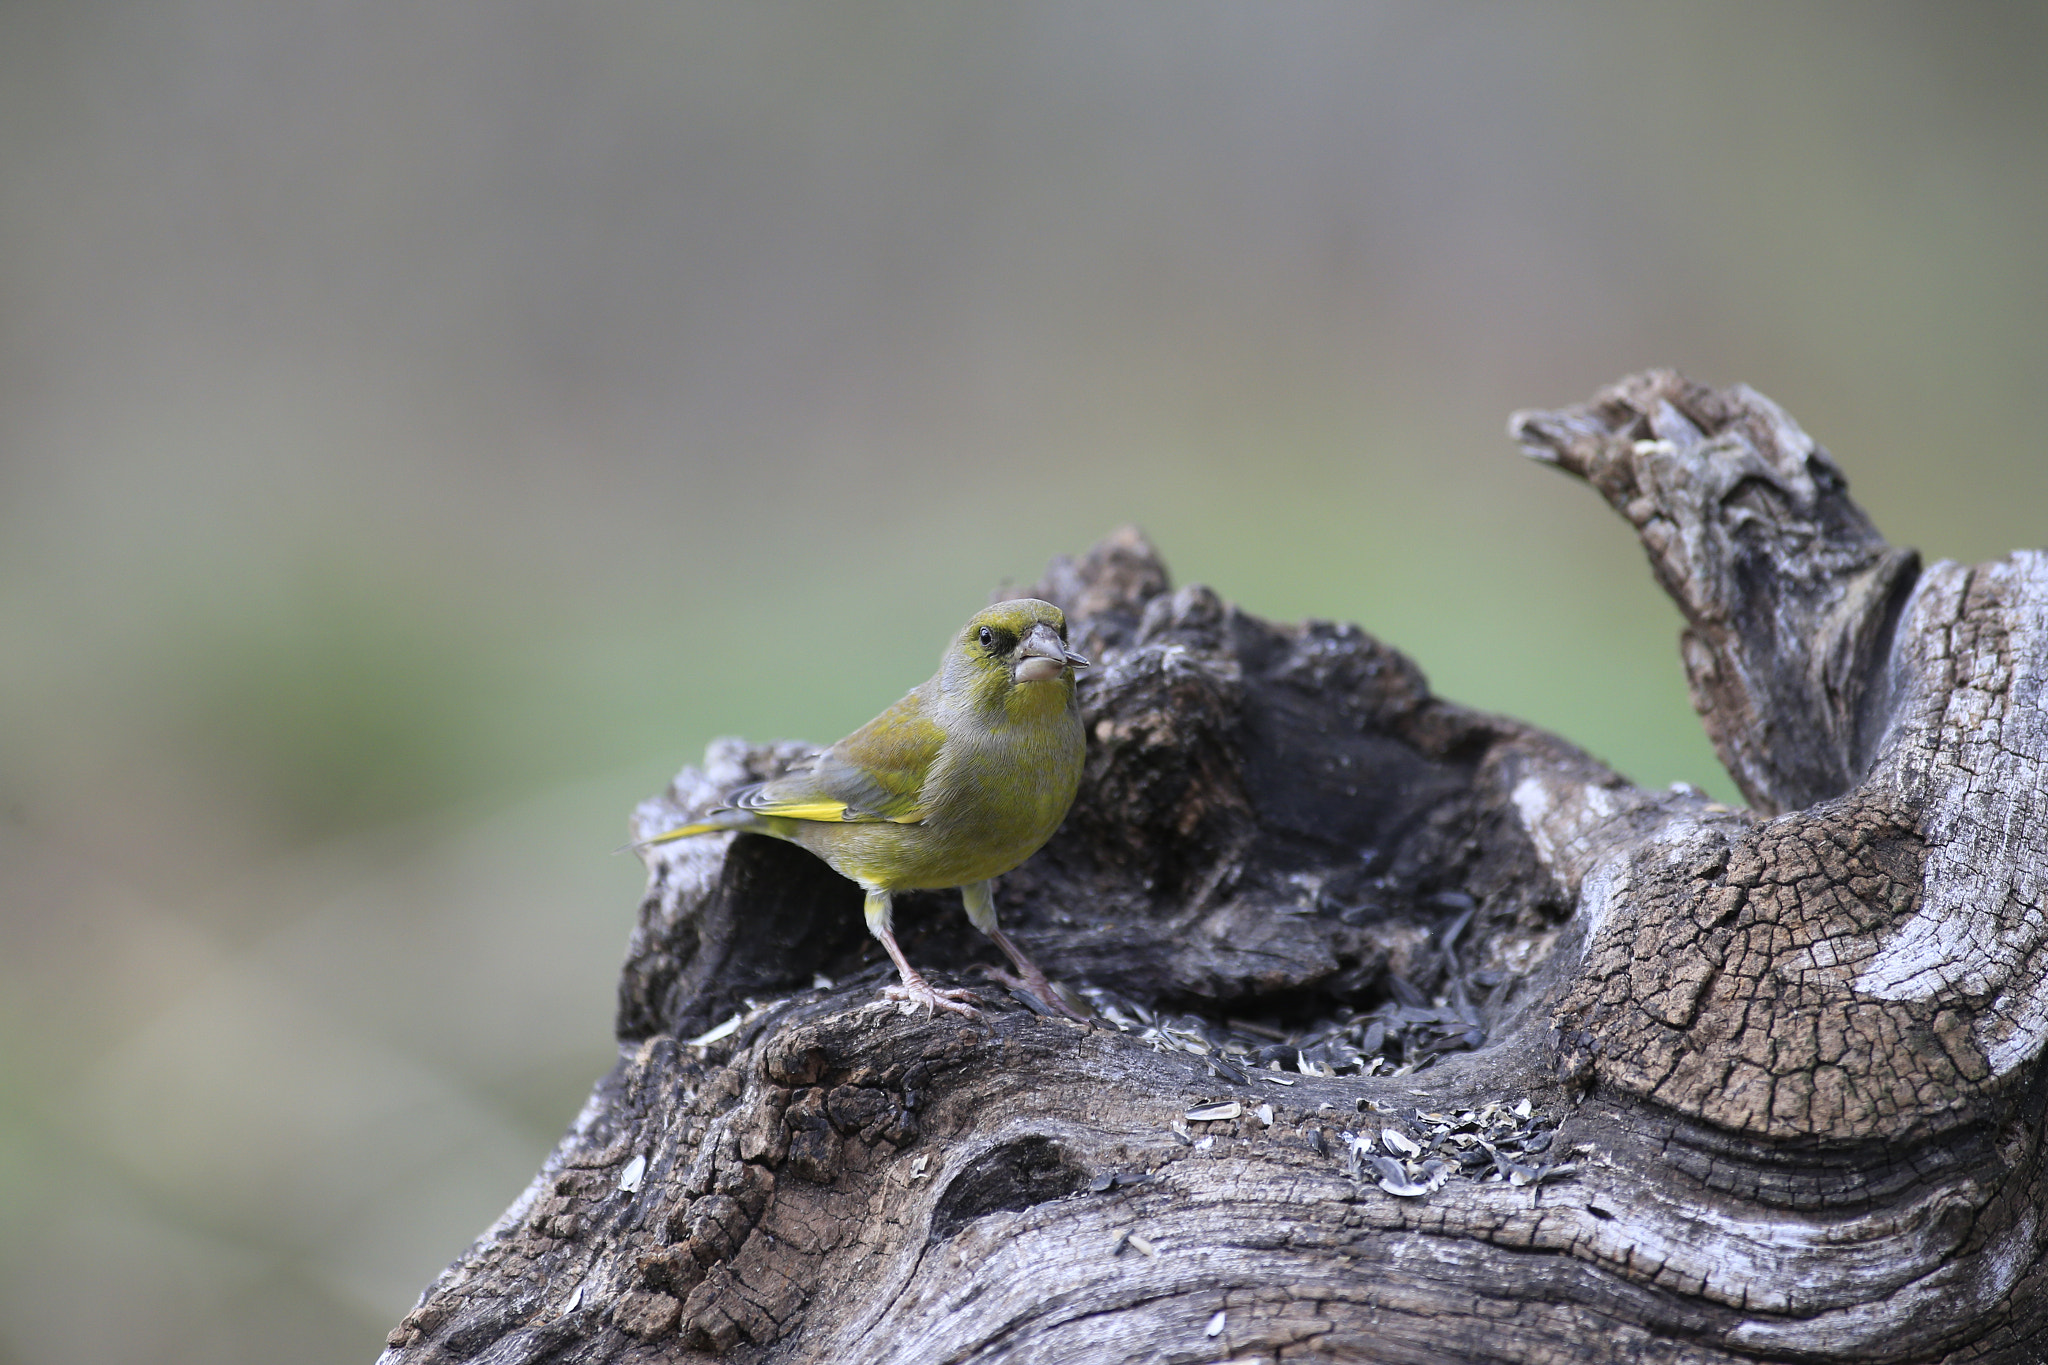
[379,372,2048,1364]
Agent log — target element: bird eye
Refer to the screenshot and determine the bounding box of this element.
[978,625,995,648]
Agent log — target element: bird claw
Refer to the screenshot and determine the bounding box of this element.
[983,966,1092,1023]
[882,980,982,1019]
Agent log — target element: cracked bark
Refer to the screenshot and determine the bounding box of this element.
[379,372,2048,1364]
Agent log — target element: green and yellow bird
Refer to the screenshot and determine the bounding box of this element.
[642,599,1091,1019]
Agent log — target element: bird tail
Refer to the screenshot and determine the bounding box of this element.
[618,807,764,854]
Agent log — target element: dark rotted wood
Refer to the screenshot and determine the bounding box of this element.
[379,375,2048,1364]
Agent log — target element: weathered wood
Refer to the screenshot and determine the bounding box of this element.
[380,373,2048,1364]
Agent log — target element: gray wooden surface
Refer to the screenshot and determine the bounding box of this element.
[381,375,2048,1364]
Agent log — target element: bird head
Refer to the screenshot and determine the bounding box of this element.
[944,599,1090,709]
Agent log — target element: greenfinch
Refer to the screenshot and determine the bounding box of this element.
[644,599,1090,1019]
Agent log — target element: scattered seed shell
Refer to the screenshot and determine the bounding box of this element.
[616,1154,646,1193]
[1368,1155,1431,1196]
[1206,1310,1227,1338]
[1185,1101,1243,1123]
[1382,1129,1421,1158]
[686,1013,743,1047]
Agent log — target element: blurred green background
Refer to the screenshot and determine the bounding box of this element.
[2,3,2043,1361]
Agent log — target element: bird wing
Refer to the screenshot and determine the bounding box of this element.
[725,691,940,824]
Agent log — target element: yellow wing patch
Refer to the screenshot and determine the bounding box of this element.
[729,795,861,822]
[725,776,925,825]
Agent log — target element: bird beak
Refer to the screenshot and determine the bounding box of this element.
[1014,623,1090,682]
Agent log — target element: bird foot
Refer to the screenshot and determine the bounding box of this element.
[882,979,982,1019]
[983,966,1092,1023]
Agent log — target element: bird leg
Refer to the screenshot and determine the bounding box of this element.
[961,880,1090,1022]
[864,889,980,1018]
